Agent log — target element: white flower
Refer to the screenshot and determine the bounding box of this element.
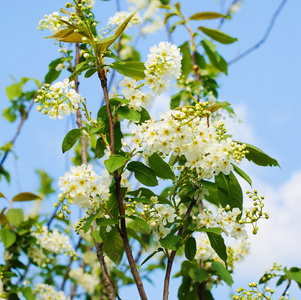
[34,284,69,300]
[69,268,99,294]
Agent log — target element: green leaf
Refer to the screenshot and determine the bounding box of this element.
[215,172,243,210]
[21,287,35,300]
[138,107,151,124]
[83,214,96,233]
[102,230,124,265]
[70,64,94,81]
[0,228,17,248]
[116,106,141,122]
[148,153,175,180]
[12,192,41,202]
[188,268,209,283]
[110,61,146,80]
[141,248,164,266]
[185,237,196,261]
[104,155,129,173]
[211,261,233,286]
[127,227,146,249]
[96,218,118,226]
[198,27,238,44]
[170,20,185,33]
[160,234,182,250]
[232,164,252,186]
[196,227,222,235]
[91,230,102,243]
[179,42,192,81]
[5,83,23,100]
[206,101,230,113]
[62,129,81,153]
[207,232,227,264]
[95,138,106,159]
[284,267,301,283]
[6,209,24,227]
[127,161,158,187]
[126,215,149,232]
[164,12,177,25]
[201,39,228,74]
[189,12,226,20]
[84,68,97,78]
[241,143,280,167]
[110,97,130,105]
[195,52,206,69]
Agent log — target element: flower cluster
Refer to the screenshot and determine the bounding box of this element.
[27,245,48,267]
[69,268,99,294]
[37,12,69,34]
[31,226,76,257]
[58,164,112,214]
[126,196,177,241]
[198,207,247,239]
[107,11,140,28]
[34,284,69,300]
[35,79,83,120]
[133,108,246,180]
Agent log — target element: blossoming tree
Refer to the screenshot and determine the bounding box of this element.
[1,1,300,300]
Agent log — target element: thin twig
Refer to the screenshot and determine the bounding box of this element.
[282,279,291,297]
[217,0,240,29]
[228,0,288,65]
[163,199,197,300]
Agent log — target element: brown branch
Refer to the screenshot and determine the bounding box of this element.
[228,0,288,65]
[93,238,117,300]
[163,199,197,300]
[282,279,291,297]
[98,70,148,300]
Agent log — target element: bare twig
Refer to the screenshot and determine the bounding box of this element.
[282,279,291,297]
[228,0,288,65]
[163,199,197,300]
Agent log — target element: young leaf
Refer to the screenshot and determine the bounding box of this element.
[160,234,182,250]
[284,267,301,283]
[6,209,24,227]
[140,248,164,266]
[95,138,106,159]
[83,214,96,233]
[196,227,222,235]
[84,68,97,78]
[206,101,230,113]
[70,64,94,81]
[91,230,102,243]
[201,39,228,74]
[188,268,209,283]
[189,12,226,20]
[127,161,158,187]
[12,192,41,202]
[110,61,146,80]
[0,228,17,248]
[127,227,146,249]
[232,164,252,186]
[179,42,192,80]
[96,218,118,226]
[62,129,81,153]
[198,27,238,44]
[126,215,149,232]
[240,143,280,167]
[215,172,243,210]
[206,232,227,264]
[138,107,151,124]
[104,155,129,173]
[116,106,141,122]
[184,237,197,261]
[148,153,175,180]
[211,261,233,286]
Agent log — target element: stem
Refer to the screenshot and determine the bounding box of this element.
[163,199,197,300]
[98,70,148,300]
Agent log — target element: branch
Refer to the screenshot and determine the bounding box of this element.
[97,70,148,300]
[282,279,291,297]
[228,0,288,65]
[163,199,197,300]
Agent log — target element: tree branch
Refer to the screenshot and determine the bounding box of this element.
[228,0,288,65]
[163,199,197,300]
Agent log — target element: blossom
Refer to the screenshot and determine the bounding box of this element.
[69,268,99,294]
[34,284,69,300]
[37,12,69,34]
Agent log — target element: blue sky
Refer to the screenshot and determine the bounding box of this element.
[1,0,301,299]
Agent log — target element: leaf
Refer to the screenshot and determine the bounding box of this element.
[215,172,243,210]
[0,228,17,248]
[127,215,149,232]
[206,101,230,113]
[6,209,24,227]
[91,230,102,243]
[110,97,130,105]
[196,227,222,235]
[185,237,197,261]
[83,214,96,233]
[195,52,206,69]
[21,286,35,300]
[164,12,177,25]
[138,107,151,124]
[127,161,158,187]
[179,42,192,81]
[104,155,129,173]
[211,261,233,286]
[110,61,146,80]
[189,12,226,20]
[116,106,141,122]
[206,232,227,264]
[232,164,252,186]
[199,27,238,44]
[95,138,106,159]
[70,64,94,81]
[62,129,81,153]
[284,267,301,283]
[170,20,185,33]
[127,227,146,249]
[141,248,164,266]
[12,192,41,202]
[96,218,118,226]
[201,39,228,74]
[148,153,175,180]
[240,143,280,167]
[84,68,97,78]
[102,229,124,265]
[5,83,23,100]
[188,268,209,283]
[160,234,182,250]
